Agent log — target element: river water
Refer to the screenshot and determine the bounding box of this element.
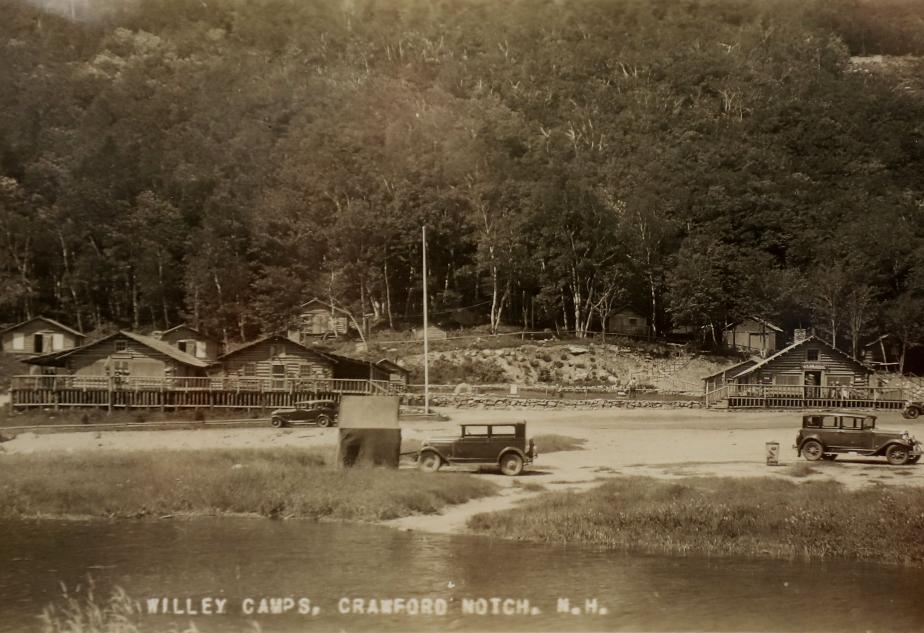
[1,518,922,632]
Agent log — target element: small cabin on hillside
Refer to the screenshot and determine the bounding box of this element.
[375,358,411,388]
[153,324,220,361]
[606,308,648,337]
[723,316,781,355]
[413,325,448,340]
[0,316,85,356]
[287,298,351,344]
[24,331,210,377]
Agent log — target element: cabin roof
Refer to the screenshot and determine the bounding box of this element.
[375,358,410,375]
[160,324,215,340]
[297,298,351,314]
[723,316,783,333]
[701,358,759,381]
[0,316,85,338]
[24,331,211,368]
[730,335,870,379]
[218,334,336,363]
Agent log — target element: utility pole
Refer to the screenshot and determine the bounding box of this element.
[422,226,430,414]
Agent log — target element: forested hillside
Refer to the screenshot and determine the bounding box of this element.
[2,0,924,362]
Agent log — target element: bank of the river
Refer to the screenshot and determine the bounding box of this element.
[468,475,924,566]
[0,448,497,522]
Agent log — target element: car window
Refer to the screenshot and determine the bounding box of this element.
[490,425,517,437]
[862,417,875,429]
[840,417,861,430]
[462,426,489,437]
[805,416,822,428]
[821,416,838,428]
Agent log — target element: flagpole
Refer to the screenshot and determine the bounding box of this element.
[422,226,430,414]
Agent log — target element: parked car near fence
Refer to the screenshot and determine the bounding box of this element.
[269,399,339,428]
[794,411,921,465]
[902,400,923,419]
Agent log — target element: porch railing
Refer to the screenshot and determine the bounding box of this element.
[704,383,905,409]
[9,375,403,410]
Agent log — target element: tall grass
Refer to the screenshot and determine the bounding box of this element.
[40,582,214,633]
[468,476,924,566]
[0,448,497,522]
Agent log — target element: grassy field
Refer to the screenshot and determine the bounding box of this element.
[468,476,924,566]
[0,447,498,522]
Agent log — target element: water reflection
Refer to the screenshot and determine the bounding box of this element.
[0,519,922,632]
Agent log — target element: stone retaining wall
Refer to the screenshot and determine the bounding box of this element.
[403,394,704,410]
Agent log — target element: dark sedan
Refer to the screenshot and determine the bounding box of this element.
[269,399,339,428]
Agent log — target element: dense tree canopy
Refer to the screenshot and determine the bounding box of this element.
[1,0,923,351]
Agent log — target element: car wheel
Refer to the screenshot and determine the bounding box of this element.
[499,452,524,476]
[905,407,920,419]
[801,440,823,462]
[821,454,837,461]
[886,444,910,466]
[270,417,285,428]
[418,451,442,473]
[316,413,332,428]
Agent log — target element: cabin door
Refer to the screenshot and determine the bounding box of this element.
[804,371,822,399]
[33,333,44,354]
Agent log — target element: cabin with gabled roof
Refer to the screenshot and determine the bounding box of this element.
[153,324,221,361]
[0,316,85,356]
[723,316,782,356]
[24,330,210,378]
[703,334,903,409]
[287,298,352,344]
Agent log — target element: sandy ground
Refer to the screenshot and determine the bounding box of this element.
[3,407,922,533]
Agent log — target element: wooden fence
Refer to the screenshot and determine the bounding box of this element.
[704,384,906,409]
[9,375,402,411]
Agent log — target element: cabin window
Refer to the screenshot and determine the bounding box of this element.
[195,341,207,358]
[115,340,128,352]
[52,333,64,351]
[806,349,819,361]
[12,332,25,350]
[629,318,638,326]
[113,360,130,376]
[776,375,800,386]
[243,363,256,377]
[299,364,313,378]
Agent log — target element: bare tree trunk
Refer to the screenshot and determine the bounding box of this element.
[648,275,658,337]
[384,259,394,330]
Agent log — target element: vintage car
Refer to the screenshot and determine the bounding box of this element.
[269,399,339,428]
[902,400,923,419]
[417,422,537,476]
[794,411,921,465]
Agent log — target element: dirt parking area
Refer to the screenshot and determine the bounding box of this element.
[4,407,922,534]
